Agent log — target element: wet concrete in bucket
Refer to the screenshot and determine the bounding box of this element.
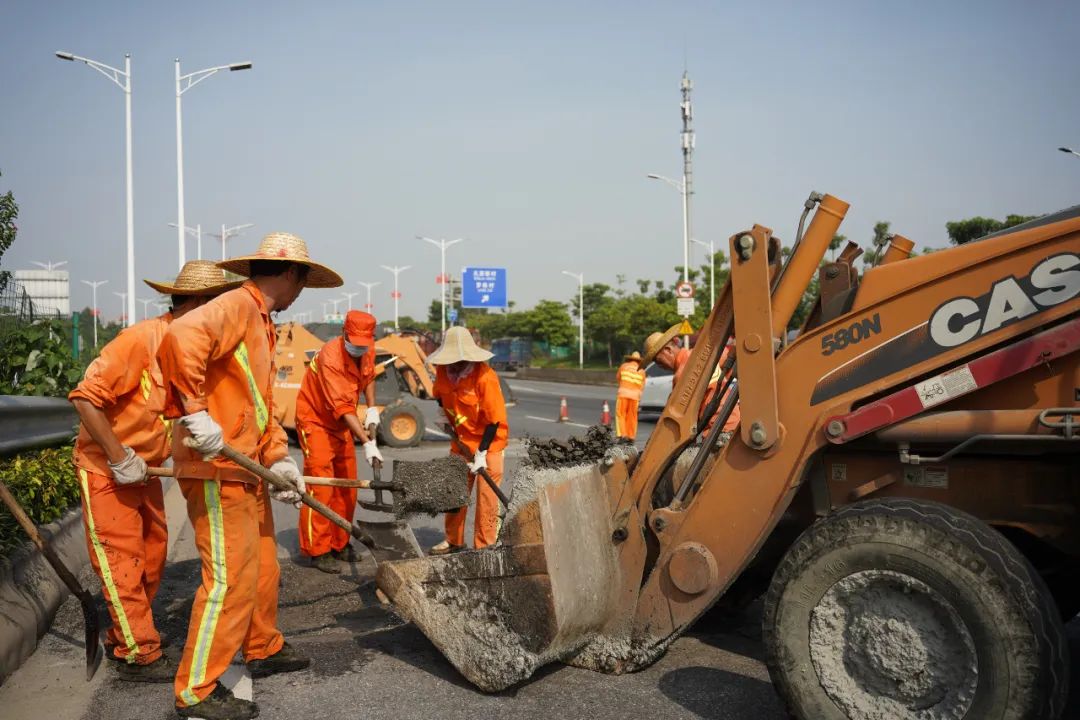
[391,456,471,517]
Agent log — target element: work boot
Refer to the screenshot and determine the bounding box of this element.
[311,553,341,574]
[176,684,258,720]
[331,544,362,562]
[430,540,465,555]
[115,655,174,683]
[246,642,310,679]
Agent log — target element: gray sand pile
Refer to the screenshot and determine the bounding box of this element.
[390,456,470,517]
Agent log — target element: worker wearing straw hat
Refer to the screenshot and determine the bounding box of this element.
[643,324,740,441]
[428,326,508,554]
[68,261,239,683]
[614,350,645,441]
[294,310,382,573]
[158,233,342,720]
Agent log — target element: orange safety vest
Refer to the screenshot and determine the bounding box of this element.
[616,361,646,401]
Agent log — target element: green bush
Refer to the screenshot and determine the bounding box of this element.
[0,318,84,397]
[0,444,80,557]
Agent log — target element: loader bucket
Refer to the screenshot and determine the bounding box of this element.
[376,461,622,691]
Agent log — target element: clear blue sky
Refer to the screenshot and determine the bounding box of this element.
[2,0,1078,323]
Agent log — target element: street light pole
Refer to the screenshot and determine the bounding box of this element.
[1060,146,1080,159]
[30,261,69,271]
[207,223,255,260]
[112,291,127,324]
[691,237,715,310]
[56,51,135,328]
[137,297,153,320]
[418,236,464,334]
[357,281,380,312]
[81,280,107,347]
[562,270,584,369]
[329,298,344,317]
[168,222,203,260]
[647,173,690,285]
[342,292,358,311]
[175,58,252,268]
[380,265,411,331]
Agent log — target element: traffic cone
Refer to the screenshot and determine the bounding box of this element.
[558,397,569,423]
[601,401,611,426]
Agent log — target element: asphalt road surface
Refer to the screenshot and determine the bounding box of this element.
[2,378,1078,720]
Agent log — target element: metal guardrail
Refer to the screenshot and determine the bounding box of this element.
[0,396,77,457]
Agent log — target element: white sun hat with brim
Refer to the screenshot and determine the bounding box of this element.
[427,326,494,365]
[217,231,344,289]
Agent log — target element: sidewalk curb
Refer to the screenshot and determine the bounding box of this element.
[0,507,89,685]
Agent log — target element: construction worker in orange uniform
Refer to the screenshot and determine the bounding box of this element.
[68,261,239,683]
[614,350,645,441]
[294,310,382,573]
[644,324,741,442]
[157,233,343,720]
[428,326,508,554]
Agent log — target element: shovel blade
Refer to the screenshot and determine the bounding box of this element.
[355,519,423,562]
[376,462,620,691]
[79,592,103,681]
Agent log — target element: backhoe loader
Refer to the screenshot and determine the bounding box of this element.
[377,193,1080,719]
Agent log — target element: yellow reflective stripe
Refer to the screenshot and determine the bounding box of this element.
[233,341,269,434]
[709,363,723,385]
[614,413,623,437]
[454,413,467,427]
[180,481,227,707]
[79,468,139,662]
[619,373,645,385]
[140,370,152,401]
[309,354,319,375]
[306,507,314,549]
[299,429,309,457]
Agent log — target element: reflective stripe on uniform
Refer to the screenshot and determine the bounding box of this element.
[453,413,467,427]
[308,354,319,375]
[144,368,174,445]
[179,481,228,707]
[233,341,269,434]
[619,372,645,385]
[79,468,140,662]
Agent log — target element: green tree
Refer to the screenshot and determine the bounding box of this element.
[828,233,846,261]
[527,300,575,346]
[945,214,1036,246]
[0,169,16,292]
[862,221,891,267]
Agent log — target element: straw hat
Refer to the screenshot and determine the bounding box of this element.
[217,232,343,288]
[623,350,642,362]
[642,324,682,364]
[427,326,493,365]
[144,260,243,296]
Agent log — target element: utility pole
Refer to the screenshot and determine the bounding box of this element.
[81,279,107,347]
[380,265,411,331]
[680,71,695,290]
[357,281,380,312]
[418,236,464,333]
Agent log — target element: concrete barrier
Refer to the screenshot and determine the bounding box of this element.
[514,368,616,386]
[0,507,89,685]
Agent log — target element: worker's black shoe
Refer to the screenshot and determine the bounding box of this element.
[247,642,310,679]
[331,544,362,562]
[116,654,175,683]
[176,684,258,720]
[311,553,341,574]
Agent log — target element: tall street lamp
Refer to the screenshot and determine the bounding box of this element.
[647,173,690,286]
[329,298,344,316]
[380,265,411,331]
[562,270,584,369]
[30,261,68,271]
[208,223,254,260]
[342,291,358,311]
[691,237,715,310]
[112,291,127,324]
[137,297,154,320]
[168,222,203,260]
[418,236,464,333]
[357,281,380,312]
[56,51,135,328]
[81,279,107,347]
[175,58,252,268]
[1060,147,1080,159]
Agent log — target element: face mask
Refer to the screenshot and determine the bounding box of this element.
[344,340,368,358]
[447,361,474,382]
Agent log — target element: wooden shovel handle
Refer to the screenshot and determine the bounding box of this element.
[146,466,370,488]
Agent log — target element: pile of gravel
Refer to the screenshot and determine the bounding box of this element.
[525,425,623,469]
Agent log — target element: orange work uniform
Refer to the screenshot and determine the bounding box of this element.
[68,315,172,666]
[294,336,375,557]
[433,363,508,549]
[672,345,741,435]
[614,360,645,441]
[157,281,289,708]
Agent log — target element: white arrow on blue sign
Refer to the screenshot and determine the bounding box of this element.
[462,267,507,308]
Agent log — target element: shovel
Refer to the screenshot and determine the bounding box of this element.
[0,478,103,680]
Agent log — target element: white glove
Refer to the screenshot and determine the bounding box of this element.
[362,440,383,466]
[364,406,380,429]
[108,446,148,486]
[178,410,224,460]
[467,449,488,474]
[269,456,305,508]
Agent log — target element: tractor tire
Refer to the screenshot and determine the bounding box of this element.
[762,497,1068,720]
[377,403,424,448]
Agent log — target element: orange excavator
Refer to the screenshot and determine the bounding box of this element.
[273,322,433,447]
[378,193,1080,719]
